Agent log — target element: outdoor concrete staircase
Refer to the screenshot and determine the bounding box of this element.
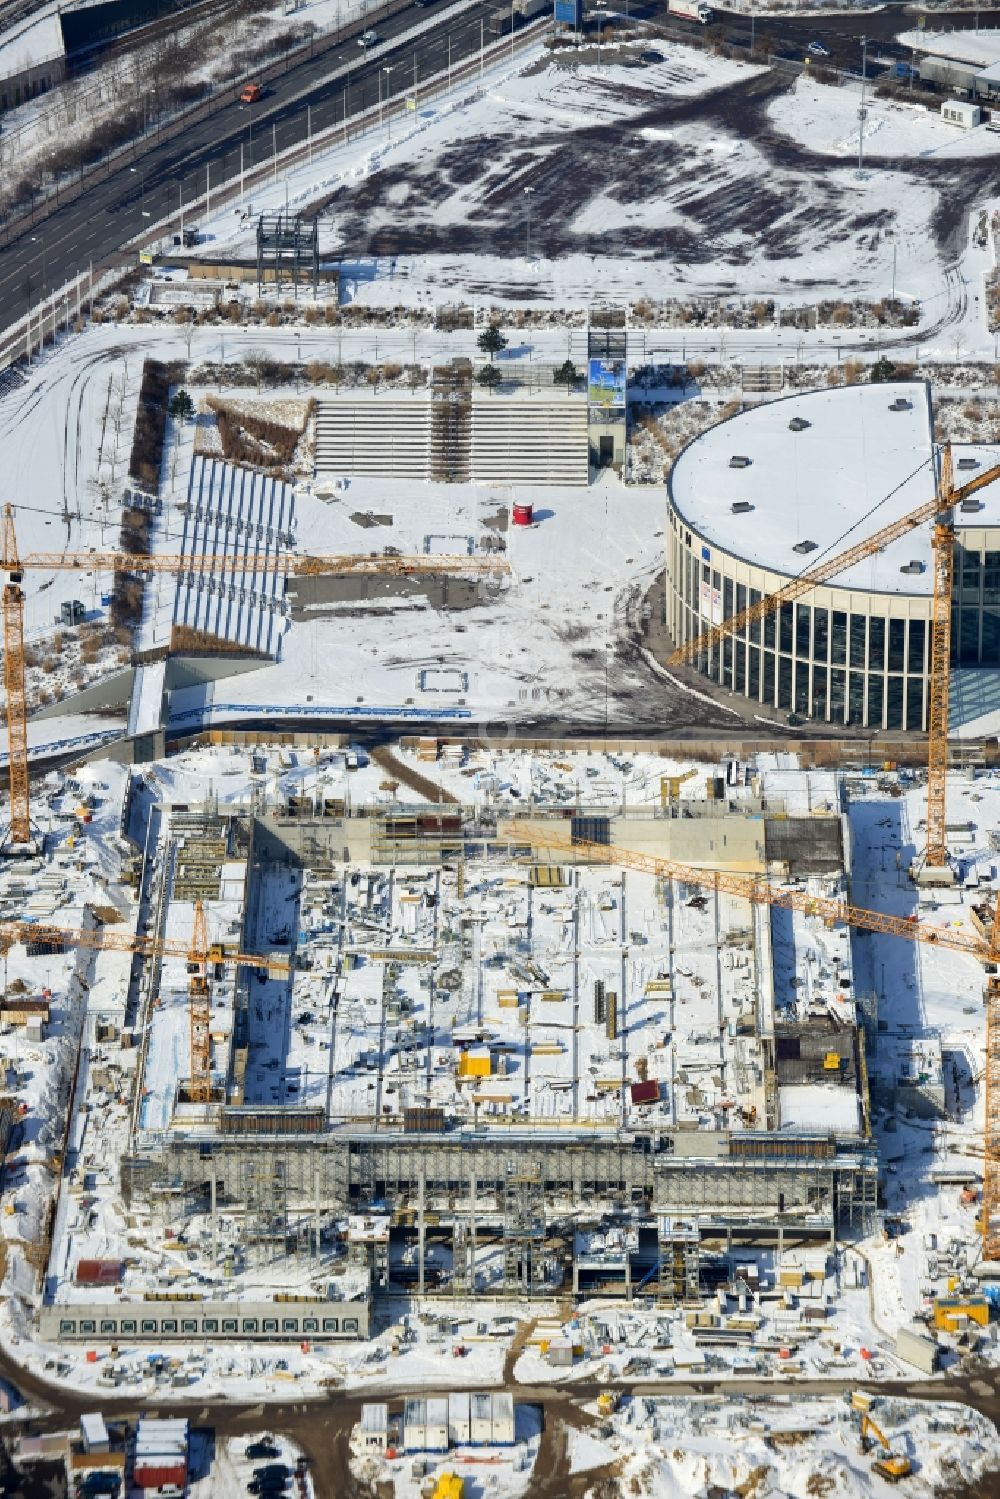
[429,361,472,482]
[471,390,589,485]
[314,394,431,477]
[740,365,784,396]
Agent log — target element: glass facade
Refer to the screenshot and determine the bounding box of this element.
[954,544,1000,666]
[666,503,943,731]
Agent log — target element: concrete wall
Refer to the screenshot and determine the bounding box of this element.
[31,668,135,721]
[251,813,369,866]
[166,655,270,691]
[0,53,65,113]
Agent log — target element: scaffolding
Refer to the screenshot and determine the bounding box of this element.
[256,213,320,299]
[503,1164,547,1296]
[656,1216,701,1305]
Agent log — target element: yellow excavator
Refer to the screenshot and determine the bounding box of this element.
[860,1413,912,1484]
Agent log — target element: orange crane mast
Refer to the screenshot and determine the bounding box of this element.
[926,509,955,870]
[0,501,508,847]
[187,898,212,1103]
[504,821,1000,1256]
[1,505,29,845]
[666,444,1000,872]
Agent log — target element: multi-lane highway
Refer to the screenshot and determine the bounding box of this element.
[0,0,994,338]
[706,4,1000,70]
[0,0,522,333]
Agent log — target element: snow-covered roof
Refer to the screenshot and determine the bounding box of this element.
[899,27,1000,70]
[80,1413,108,1448]
[778,1082,860,1135]
[0,11,64,81]
[361,1404,387,1432]
[669,383,1000,597]
[126,662,166,739]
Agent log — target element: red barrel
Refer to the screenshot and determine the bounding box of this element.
[512,502,533,527]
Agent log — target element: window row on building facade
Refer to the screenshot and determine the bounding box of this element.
[668,520,1000,731]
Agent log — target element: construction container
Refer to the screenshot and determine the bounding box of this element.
[403,1108,446,1133]
[457,1048,491,1079]
[491,1392,515,1445]
[358,1405,388,1453]
[80,1414,109,1452]
[933,1295,990,1331]
[896,1324,939,1373]
[403,1397,427,1452]
[425,1397,449,1452]
[448,1391,471,1446]
[75,1259,123,1287]
[134,1461,187,1490]
[547,1338,575,1367]
[470,1392,493,1445]
[512,502,534,526]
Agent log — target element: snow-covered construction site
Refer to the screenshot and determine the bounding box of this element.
[0,733,994,1411]
[11,5,1000,1495]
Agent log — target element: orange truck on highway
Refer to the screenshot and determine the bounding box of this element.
[240,82,263,104]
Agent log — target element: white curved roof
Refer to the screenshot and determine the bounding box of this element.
[668,382,1000,597]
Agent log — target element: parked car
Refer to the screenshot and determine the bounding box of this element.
[807,40,829,56]
[246,1440,280,1461]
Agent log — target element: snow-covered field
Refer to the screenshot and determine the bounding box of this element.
[177,37,997,321]
[769,74,1000,163]
[573,1392,1000,1499]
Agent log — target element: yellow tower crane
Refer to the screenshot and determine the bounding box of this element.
[0,501,508,850]
[0,910,288,976]
[0,904,287,1105]
[667,445,1000,871]
[500,821,1000,1258]
[1,505,30,847]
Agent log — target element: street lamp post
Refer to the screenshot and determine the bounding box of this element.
[29,235,46,353]
[130,166,150,223]
[383,66,395,139]
[857,36,868,179]
[30,235,46,297]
